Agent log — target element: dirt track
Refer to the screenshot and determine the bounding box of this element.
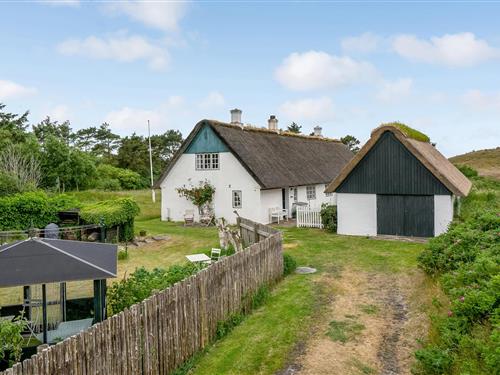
[278,268,429,375]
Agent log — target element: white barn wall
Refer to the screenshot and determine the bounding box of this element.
[161,153,261,224]
[337,193,377,236]
[434,195,454,236]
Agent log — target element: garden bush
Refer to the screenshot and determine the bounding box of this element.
[283,253,297,276]
[414,179,500,375]
[107,264,198,315]
[95,164,148,190]
[320,203,337,233]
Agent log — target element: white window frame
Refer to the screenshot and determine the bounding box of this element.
[195,153,219,170]
[306,185,316,200]
[232,190,242,208]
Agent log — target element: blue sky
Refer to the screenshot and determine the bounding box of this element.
[1,1,500,156]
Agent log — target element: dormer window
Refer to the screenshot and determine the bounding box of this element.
[196,153,219,170]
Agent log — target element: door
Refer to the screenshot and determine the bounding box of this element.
[377,195,434,237]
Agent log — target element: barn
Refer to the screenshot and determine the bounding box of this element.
[325,123,472,237]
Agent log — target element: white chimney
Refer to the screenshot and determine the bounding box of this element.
[230,108,242,125]
[268,115,278,132]
[313,126,322,137]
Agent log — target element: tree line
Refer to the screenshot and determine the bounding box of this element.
[0,103,183,195]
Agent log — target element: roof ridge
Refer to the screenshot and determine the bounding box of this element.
[206,119,342,143]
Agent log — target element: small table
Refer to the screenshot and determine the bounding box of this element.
[186,253,211,267]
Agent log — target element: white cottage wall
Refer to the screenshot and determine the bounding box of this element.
[434,195,454,236]
[160,153,261,224]
[260,189,283,224]
[296,184,336,208]
[337,193,377,236]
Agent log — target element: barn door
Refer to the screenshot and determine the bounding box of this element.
[377,195,434,237]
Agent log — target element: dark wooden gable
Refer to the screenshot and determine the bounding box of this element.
[337,131,450,195]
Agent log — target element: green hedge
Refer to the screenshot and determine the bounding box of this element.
[79,198,140,241]
[0,192,79,230]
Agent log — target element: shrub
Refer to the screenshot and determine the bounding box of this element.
[107,264,198,315]
[320,204,337,233]
[96,178,121,191]
[0,316,28,366]
[414,346,453,375]
[415,176,500,374]
[283,253,297,276]
[0,172,19,197]
[456,164,479,178]
[96,164,147,190]
[117,249,129,260]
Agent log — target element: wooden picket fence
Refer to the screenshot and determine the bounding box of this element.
[296,206,323,229]
[1,218,283,375]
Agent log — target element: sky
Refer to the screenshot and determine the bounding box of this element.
[1,1,500,157]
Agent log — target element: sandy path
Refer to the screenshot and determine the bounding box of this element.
[279,268,429,375]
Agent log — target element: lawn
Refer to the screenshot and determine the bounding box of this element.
[186,227,428,375]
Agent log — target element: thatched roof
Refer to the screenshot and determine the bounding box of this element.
[325,124,472,197]
[156,120,353,189]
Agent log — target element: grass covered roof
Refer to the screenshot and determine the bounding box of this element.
[377,122,430,143]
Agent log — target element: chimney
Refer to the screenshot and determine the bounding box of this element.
[268,115,278,132]
[313,126,322,137]
[230,108,242,126]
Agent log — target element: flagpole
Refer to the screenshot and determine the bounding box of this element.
[148,120,156,203]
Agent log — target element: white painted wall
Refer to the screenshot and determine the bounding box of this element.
[294,184,336,207]
[337,193,377,236]
[160,152,262,224]
[434,195,454,236]
[260,189,283,224]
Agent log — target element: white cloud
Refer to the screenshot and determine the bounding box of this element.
[0,80,36,100]
[462,89,500,111]
[47,105,71,122]
[57,33,169,70]
[279,97,334,121]
[392,32,499,67]
[104,95,193,133]
[199,91,225,110]
[376,78,413,102]
[275,51,377,91]
[104,107,163,133]
[105,1,188,32]
[341,32,381,54]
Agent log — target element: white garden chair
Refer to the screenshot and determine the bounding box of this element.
[269,207,288,224]
[184,209,195,226]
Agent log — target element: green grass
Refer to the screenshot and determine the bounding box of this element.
[185,228,425,375]
[359,304,379,315]
[381,122,430,142]
[68,189,161,221]
[326,318,365,343]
